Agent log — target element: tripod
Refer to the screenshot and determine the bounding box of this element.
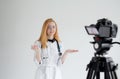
[86,54,118,79]
[84,18,120,79]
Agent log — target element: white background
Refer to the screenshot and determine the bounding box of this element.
[0,0,120,79]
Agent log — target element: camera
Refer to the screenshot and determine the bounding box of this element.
[85,18,118,38]
[85,18,118,55]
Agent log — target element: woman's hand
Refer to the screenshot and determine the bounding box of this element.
[31,45,40,53]
[65,49,78,53]
[61,49,78,64]
[31,45,41,63]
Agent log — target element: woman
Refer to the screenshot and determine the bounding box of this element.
[31,18,78,79]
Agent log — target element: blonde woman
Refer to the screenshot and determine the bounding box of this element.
[31,18,78,79]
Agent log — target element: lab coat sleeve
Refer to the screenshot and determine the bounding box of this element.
[33,41,41,66]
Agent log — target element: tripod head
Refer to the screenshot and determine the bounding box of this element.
[90,37,112,55]
[85,18,120,56]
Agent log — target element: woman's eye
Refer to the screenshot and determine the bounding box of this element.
[53,26,56,28]
[48,25,56,29]
[48,26,52,29]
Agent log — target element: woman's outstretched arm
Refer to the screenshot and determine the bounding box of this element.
[61,49,78,64]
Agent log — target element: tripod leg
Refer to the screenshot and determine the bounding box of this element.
[112,71,118,79]
[86,58,95,79]
[87,68,94,79]
[109,63,114,79]
[105,71,110,79]
[106,62,118,79]
[110,63,118,79]
[104,62,111,79]
[96,72,100,79]
[92,62,100,79]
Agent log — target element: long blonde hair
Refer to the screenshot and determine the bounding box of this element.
[38,18,61,48]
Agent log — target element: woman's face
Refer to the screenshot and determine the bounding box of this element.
[47,22,56,38]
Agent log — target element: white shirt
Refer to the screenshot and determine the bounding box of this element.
[34,40,64,67]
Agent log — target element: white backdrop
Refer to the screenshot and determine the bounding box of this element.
[0,0,120,79]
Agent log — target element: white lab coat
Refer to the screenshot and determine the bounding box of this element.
[33,40,64,79]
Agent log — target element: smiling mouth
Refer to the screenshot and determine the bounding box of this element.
[50,31,54,33]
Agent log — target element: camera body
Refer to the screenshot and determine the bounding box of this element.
[85,18,118,55]
[85,18,118,38]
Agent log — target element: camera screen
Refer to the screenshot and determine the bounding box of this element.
[99,27,111,37]
[85,26,99,35]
